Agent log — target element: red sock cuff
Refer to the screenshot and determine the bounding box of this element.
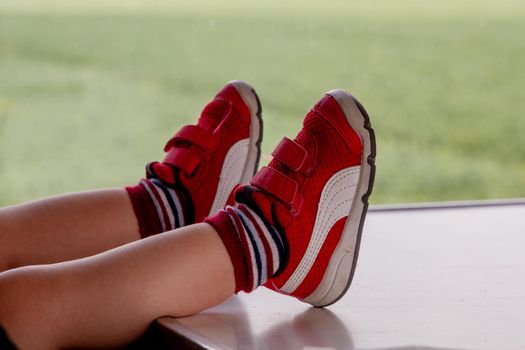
[205,211,249,293]
[125,183,163,238]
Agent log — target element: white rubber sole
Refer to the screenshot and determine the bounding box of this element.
[302,89,376,307]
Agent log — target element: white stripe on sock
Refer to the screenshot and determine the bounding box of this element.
[150,178,185,229]
[227,207,259,290]
[241,205,280,276]
[245,206,281,275]
[150,180,176,230]
[237,208,268,284]
[166,185,185,227]
[140,179,167,232]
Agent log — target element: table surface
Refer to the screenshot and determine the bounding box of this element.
[149,202,525,350]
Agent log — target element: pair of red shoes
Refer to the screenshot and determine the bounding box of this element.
[149,81,376,307]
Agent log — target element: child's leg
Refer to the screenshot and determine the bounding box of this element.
[0,189,139,272]
[0,223,234,349]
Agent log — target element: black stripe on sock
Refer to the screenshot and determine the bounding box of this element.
[0,326,18,350]
[174,171,195,225]
[236,187,289,277]
[237,211,263,287]
[151,178,181,229]
[271,203,289,276]
[268,225,285,258]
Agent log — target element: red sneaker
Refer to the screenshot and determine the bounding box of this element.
[147,80,263,224]
[244,89,375,307]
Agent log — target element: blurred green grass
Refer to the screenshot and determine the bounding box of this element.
[0,1,524,205]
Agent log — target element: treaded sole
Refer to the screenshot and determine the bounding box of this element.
[302,90,376,307]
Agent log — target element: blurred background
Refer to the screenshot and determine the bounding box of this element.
[0,0,524,206]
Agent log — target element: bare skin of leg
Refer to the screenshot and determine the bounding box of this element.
[0,188,140,272]
[0,223,235,349]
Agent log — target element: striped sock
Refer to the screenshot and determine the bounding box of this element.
[126,177,192,238]
[205,202,287,293]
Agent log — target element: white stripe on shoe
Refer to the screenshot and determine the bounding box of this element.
[208,138,250,216]
[280,166,361,294]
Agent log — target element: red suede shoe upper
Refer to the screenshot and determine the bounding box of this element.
[246,95,363,299]
[150,84,253,223]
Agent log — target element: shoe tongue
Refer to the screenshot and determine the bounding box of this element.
[293,126,311,152]
[197,98,229,132]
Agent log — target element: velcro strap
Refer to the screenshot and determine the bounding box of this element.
[164,125,215,152]
[163,148,200,175]
[271,137,314,174]
[250,166,299,207]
